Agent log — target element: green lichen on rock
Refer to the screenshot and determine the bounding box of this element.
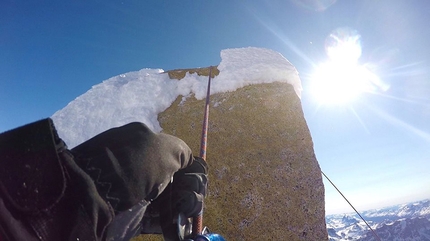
[165,66,219,80]
[132,67,327,241]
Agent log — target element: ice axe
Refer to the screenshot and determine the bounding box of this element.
[176,66,215,240]
[194,66,212,236]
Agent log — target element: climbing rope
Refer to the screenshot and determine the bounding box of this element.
[322,170,382,241]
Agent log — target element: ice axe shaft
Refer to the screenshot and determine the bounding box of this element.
[199,67,212,160]
[193,66,212,236]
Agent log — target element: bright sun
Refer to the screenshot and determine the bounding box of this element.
[310,28,380,105]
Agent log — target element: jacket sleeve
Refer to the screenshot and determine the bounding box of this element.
[71,122,194,212]
[0,118,114,241]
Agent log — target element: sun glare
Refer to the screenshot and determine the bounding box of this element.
[312,63,367,104]
[310,28,381,105]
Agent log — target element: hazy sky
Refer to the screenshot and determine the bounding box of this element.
[1,0,429,214]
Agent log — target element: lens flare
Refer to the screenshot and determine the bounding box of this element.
[290,0,337,12]
[325,28,362,64]
[310,28,385,105]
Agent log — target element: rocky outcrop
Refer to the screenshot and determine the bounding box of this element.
[50,46,327,240]
[152,67,327,240]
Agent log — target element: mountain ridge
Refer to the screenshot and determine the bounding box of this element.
[326,199,430,240]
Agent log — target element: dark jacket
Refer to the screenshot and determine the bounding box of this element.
[0,119,194,241]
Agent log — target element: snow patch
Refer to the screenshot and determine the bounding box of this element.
[52,47,302,148]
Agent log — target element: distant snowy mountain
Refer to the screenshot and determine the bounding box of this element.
[359,217,430,241]
[326,199,430,240]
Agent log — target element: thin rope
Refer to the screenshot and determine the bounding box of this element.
[321,171,382,241]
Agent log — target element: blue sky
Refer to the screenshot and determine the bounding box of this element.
[1,0,430,214]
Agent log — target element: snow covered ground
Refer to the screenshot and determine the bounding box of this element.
[52,47,302,148]
[326,199,430,240]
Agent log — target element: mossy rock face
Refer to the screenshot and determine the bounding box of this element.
[165,66,219,80]
[133,68,327,240]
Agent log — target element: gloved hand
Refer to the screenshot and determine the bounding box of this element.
[140,156,208,237]
[171,156,208,218]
